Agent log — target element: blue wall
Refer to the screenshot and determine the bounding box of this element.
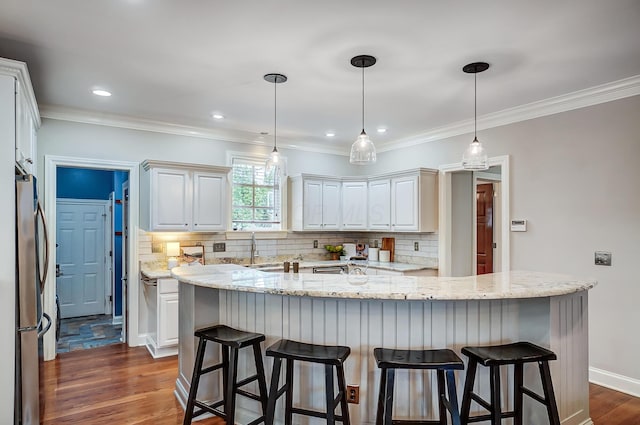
[57,167,114,199]
[56,167,129,317]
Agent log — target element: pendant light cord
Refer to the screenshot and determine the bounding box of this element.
[474,72,477,139]
[274,79,277,150]
[361,61,365,133]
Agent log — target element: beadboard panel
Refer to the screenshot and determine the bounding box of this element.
[176,285,591,425]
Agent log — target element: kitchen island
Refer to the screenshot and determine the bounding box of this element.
[172,265,596,425]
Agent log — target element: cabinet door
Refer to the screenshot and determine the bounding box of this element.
[391,175,419,231]
[193,172,226,231]
[151,168,192,230]
[368,179,391,230]
[158,292,179,347]
[342,181,368,229]
[303,180,323,229]
[322,181,341,230]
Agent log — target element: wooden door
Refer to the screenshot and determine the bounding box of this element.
[476,183,494,274]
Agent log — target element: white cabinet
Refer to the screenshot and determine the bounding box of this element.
[341,181,368,229]
[291,169,437,233]
[157,279,179,347]
[144,277,179,358]
[291,176,341,230]
[141,160,231,232]
[1,59,40,176]
[368,179,391,230]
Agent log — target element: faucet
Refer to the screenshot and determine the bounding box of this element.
[250,232,257,265]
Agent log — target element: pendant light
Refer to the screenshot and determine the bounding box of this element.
[264,73,287,172]
[462,62,490,170]
[350,55,377,165]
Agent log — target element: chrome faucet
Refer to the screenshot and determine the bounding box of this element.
[250,232,257,265]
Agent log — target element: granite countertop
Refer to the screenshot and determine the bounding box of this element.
[140,259,436,279]
[171,264,597,301]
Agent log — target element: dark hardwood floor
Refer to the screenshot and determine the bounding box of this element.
[43,344,640,424]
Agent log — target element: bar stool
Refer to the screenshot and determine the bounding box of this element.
[374,348,464,425]
[265,339,351,425]
[460,341,561,425]
[183,325,269,425]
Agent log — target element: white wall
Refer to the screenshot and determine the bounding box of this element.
[374,95,640,392]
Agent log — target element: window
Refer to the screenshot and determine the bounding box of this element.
[231,156,282,231]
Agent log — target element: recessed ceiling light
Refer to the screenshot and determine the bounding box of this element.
[326,132,336,137]
[377,128,387,133]
[212,114,224,120]
[92,89,111,97]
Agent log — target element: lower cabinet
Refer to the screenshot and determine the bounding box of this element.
[144,277,179,358]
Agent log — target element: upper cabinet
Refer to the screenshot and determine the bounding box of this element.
[1,58,41,176]
[290,168,437,233]
[140,160,231,232]
[291,177,341,231]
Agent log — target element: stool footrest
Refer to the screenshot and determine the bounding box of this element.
[236,373,259,388]
[391,420,442,425]
[192,399,225,419]
[521,386,546,404]
[246,415,266,425]
[200,362,224,375]
[237,388,262,402]
[291,406,345,421]
[469,392,492,412]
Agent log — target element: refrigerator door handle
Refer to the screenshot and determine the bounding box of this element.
[37,312,52,338]
[37,201,49,292]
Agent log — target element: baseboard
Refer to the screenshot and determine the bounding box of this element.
[144,334,178,359]
[590,366,640,397]
[111,315,122,325]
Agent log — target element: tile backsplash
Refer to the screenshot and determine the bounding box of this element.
[138,229,438,267]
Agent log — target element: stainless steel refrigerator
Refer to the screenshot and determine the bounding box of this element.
[15,174,50,425]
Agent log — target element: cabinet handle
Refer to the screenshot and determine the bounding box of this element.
[194,223,198,226]
[25,158,33,164]
[185,224,188,226]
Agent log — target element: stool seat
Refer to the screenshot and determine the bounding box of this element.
[266,339,351,425]
[195,324,265,348]
[266,339,350,365]
[183,325,268,425]
[461,342,556,366]
[374,348,465,370]
[374,348,463,425]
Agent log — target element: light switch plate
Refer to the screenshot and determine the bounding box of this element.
[510,219,527,232]
[213,243,226,252]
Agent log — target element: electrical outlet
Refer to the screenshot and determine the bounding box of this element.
[313,240,318,248]
[414,242,419,251]
[213,243,226,252]
[595,251,611,266]
[346,385,359,404]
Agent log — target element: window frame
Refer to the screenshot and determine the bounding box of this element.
[227,152,287,234]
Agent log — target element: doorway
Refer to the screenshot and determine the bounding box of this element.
[43,156,140,361]
[438,156,510,277]
[54,167,128,353]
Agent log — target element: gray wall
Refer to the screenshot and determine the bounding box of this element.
[373,95,640,386]
[451,171,473,276]
[37,94,640,388]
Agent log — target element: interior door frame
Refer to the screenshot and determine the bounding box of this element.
[438,155,510,277]
[43,155,139,361]
[56,198,112,316]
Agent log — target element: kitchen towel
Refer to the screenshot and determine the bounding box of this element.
[381,237,395,262]
[379,250,390,262]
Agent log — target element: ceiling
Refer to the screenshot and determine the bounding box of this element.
[1,0,639,155]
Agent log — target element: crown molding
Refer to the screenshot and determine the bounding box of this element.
[0,57,41,127]
[378,74,640,152]
[40,75,640,156]
[39,104,348,157]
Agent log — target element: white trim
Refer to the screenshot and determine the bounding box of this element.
[43,155,141,361]
[0,58,41,127]
[112,315,123,325]
[438,155,510,277]
[56,198,111,316]
[144,334,178,359]
[590,367,640,398]
[379,75,640,152]
[40,76,640,156]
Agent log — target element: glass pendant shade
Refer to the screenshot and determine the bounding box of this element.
[462,136,488,170]
[265,146,281,173]
[350,130,377,164]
